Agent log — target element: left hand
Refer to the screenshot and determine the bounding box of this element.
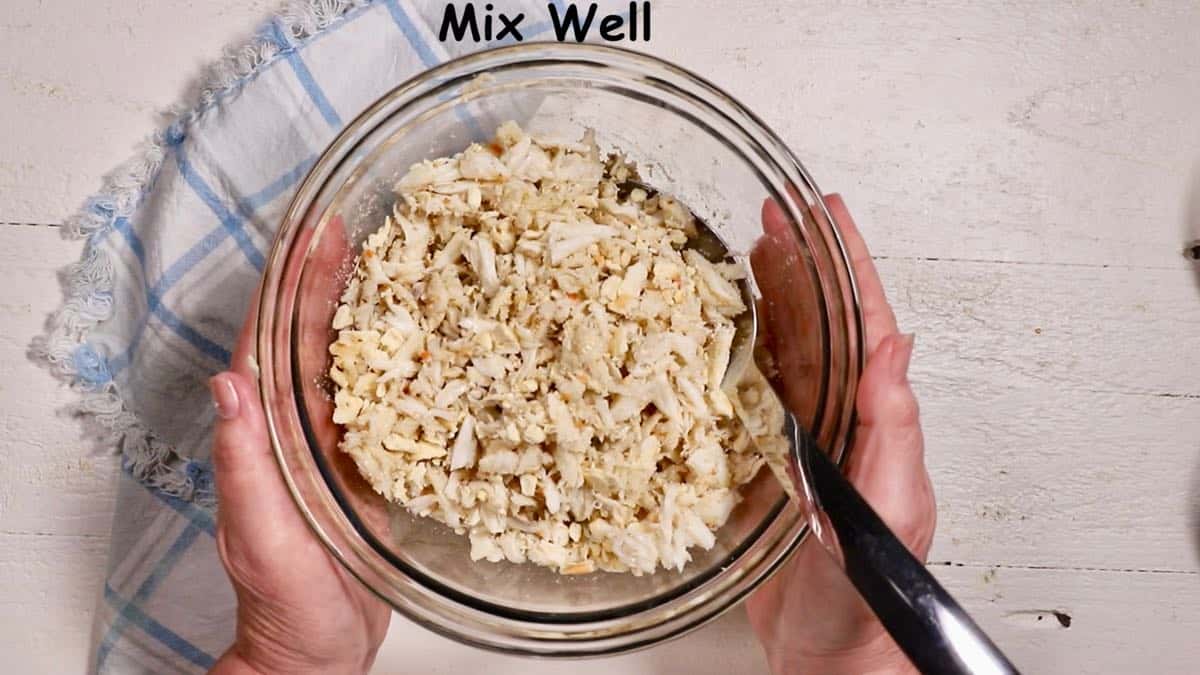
[207,296,390,675]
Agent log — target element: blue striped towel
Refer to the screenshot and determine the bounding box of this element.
[35,1,621,671]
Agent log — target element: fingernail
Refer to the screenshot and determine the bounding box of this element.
[890,333,915,381]
[208,373,240,420]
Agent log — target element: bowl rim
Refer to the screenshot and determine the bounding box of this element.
[256,41,865,656]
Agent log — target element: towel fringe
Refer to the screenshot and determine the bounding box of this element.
[31,0,373,508]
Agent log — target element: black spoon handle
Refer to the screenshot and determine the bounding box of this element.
[788,417,1020,675]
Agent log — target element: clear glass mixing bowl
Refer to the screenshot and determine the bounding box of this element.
[257,43,863,656]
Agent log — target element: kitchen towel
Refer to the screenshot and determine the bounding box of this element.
[34,1,622,671]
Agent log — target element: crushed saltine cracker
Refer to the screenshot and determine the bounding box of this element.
[329,121,764,575]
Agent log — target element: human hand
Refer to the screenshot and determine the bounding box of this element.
[745,194,936,674]
[207,295,390,675]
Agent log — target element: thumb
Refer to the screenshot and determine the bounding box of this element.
[209,370,300,539]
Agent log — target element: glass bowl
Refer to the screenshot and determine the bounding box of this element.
[257,43,863,656]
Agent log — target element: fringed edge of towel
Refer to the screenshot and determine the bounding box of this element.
[29,0,376,509]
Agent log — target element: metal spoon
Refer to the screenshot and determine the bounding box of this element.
[624,181,1019,675]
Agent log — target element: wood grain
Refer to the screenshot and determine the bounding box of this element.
[370,565,1200,675]
[0,533,111,673]
[0,0,273,225]
[645,0,1200,270]
[0,226,116,671]
[0,226,118,539]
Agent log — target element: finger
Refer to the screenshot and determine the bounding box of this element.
[760,193,900,357]
[854,332,920,445]
[299,215,351,383]
[211,281,301,542]
[751,200,817,413]
[825,194,898,356]
[209,370,302,539]
[297,216,398,537]
[752,199,802,347]
[754,197,802,324]
[760,193,791,241]
[845,332,935,557]
[310,214,350,282]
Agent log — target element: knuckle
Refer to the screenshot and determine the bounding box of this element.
[890,505,936,556]
[893,481,936,556]
[886,388,921,428]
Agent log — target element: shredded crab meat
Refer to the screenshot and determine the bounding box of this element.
[330,121,766,576]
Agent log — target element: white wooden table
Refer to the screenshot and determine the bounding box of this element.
[2,1,1198,672]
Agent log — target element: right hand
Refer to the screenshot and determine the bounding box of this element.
[745,194,936,674]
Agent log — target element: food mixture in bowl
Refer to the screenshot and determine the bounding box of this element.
[328,122,768,575]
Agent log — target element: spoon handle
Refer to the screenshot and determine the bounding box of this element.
[787,417,1020,675]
